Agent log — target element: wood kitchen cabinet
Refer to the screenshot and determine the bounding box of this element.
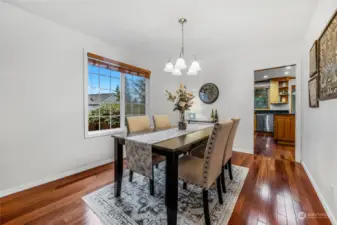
[269,80,279,104]
[274,114,295,145]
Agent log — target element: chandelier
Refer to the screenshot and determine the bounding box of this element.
[164,18,201,76]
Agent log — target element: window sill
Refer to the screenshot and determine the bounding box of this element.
[85,128,126,139]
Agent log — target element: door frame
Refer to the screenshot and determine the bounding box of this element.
[253,63,302,163]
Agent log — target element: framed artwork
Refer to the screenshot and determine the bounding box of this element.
[309,41,318,77]
[308,76,319,108]
[318,10,337,101]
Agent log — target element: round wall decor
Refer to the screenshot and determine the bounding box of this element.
[199,83,219,104]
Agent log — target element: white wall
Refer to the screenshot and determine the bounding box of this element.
[0,3,167,196]
[178,42,302,154]
[301,0,337,223]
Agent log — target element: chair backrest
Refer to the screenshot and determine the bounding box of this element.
[153,115,171,130]
[125,115,152,178]
[202,120,233,189]
[223,118,241,165]
[126,116,151,133]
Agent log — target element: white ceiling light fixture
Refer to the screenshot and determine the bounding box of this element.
[264,75,268,79]
[172,67,182,76]
[164,18,201,76]
[286,66,292,69]
[164,57,174,72]
[284,71,289,75]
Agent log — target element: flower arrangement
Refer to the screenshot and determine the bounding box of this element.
[165,84,195,113]
[165,84,195,130]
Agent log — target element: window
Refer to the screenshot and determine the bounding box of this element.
[125,74,146,116]
[85,52,151,137]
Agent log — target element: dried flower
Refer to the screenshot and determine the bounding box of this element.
[165,84,195,113]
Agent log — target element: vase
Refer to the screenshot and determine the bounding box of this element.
[178,111,187,130]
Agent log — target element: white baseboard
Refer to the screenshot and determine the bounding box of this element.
[302,162,337,225]
[0,158,114,198]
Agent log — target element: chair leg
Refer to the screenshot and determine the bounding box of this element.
[155,164,159,169]
[221,168,227,193]
[129,170,133,182]
[216,176,223,204]
[183,182,187,190]
[228,158,233,180]
[224,164,228,169]
[149,179,154,195]
[149,167,155,196]
[202,190,211,225]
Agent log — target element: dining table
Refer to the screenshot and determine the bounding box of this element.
[111,124,214,225]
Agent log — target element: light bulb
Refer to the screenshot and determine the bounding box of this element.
[175,57,187,70]
[190,61,201,72]
[164,62,174,72]
[172,67,182,76]
[187,68,198,76]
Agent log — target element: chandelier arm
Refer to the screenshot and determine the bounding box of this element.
[182,21,184,56]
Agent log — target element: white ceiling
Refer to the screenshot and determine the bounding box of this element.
[5,0,317,55]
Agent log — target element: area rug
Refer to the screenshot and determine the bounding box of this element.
[83,163,248,225]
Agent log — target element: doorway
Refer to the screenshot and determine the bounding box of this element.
[254,65,296,161]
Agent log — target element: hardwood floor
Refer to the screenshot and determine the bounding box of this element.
[0,153,331,225]
[254,132,295,161]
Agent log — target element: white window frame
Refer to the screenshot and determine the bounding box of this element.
[83,49,150,138]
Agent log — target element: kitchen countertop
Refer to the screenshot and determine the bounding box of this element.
[255,110,289,114]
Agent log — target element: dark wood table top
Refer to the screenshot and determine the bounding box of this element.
[153,127,212,151]
[111,126,213,152]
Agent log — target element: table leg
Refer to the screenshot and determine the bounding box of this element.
[114,138,123,197]
[165,152,179,225]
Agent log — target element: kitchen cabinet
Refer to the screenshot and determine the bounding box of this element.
[270,80,279,104]
[274,114,295,145]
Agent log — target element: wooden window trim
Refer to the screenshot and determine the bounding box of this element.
[87,52,151,79]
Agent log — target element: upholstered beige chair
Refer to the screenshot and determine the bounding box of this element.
[178,120,233,225]
[153,115,171,130]
[126,115,151,133]
[126,115,165,196]
[220,118,240,192]
[190,118,241,193]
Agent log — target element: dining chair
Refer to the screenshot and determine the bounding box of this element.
[126,115,152,133]
[220,118,240,193]
[153,115,171,130]
[178,120,233,225]
[125,115,165,196]
[190,118,241,193]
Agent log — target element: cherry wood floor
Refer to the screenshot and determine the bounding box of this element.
[0,153,331,225]
[254,132,295,161]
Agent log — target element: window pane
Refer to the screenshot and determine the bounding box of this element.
[111,79,120,103]
[125,74,147,117]
[88,74,99,88]
[88,117,99,131]
[110,116,121,129]
[110,70,120,79]
[88,88,99,116]
[111,103,120,116]
[100,117,110,130]
[100,75,110,90]
[100,66,110,76]
[99,102,111,117]
[88,64,99,74]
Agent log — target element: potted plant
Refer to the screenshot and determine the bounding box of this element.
[166,84,195,130]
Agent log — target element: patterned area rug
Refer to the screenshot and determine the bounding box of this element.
[83,163,248,225]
